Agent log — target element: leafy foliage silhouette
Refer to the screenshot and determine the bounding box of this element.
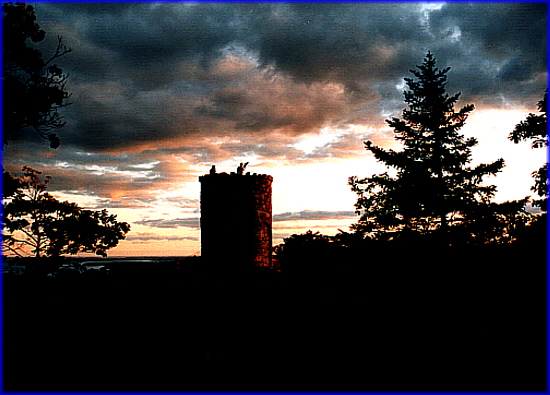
[274,230,340,272]
[3,166,130,257]
[509,92,547,210]
[3,2,71,149]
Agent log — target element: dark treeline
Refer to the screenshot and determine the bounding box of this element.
[3,245,546,391]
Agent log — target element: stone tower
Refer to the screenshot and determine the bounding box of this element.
[199,167,273,270]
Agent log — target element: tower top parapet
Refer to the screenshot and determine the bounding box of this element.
[199,164,272,182]
[199,172,272,180]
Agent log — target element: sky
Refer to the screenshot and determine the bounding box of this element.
[3,2,547,257]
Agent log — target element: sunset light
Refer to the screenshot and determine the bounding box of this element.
[2,3,546,258]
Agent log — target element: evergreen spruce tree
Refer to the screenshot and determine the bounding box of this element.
[349,52,505,244]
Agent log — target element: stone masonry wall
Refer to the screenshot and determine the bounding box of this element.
[199,172,273,269]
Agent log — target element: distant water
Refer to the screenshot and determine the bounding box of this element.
[2,255,193,266]
[76,256,191,262]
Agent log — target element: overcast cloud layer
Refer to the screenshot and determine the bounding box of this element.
[3,3,547,244]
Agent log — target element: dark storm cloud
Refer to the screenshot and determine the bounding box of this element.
[427,3,547,106]
[68,90,183,152]
[43,3,424,87]
[38,3,545,135]
[429,3,546,62]
[38,2,413,128]
[42,3,270,87]
[5,2,546,202]
[54,3,131,16]
[251,3,428,85]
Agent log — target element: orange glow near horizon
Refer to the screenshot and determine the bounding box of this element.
[5,108,545,259]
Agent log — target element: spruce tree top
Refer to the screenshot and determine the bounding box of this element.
[350,52,505,242]
[386,51,479,173]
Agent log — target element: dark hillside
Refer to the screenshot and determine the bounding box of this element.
[3,245,546,391]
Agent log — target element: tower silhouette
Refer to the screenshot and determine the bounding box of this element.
[199,168,273,270]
